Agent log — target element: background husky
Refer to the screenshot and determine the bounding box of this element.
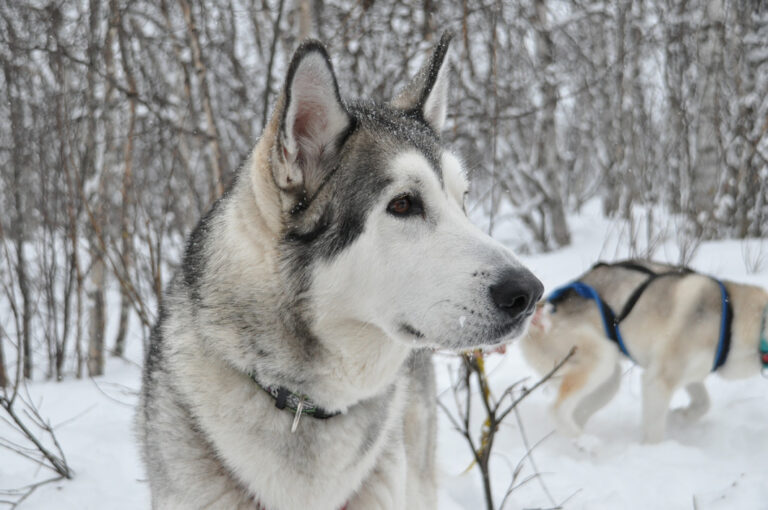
[521,260,768,443]
[137,33,543,510]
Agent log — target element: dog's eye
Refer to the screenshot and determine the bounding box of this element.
[389,196,411,215]
[387,194,423,217]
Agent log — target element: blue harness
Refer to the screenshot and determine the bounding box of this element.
[547,263,733,372]
[548,281,634,359]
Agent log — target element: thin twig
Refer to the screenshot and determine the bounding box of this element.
[0,476,64,509]
[0,387,73,480]
[439,346,576,509]
[510,408,557,508]
[89,376,135,407]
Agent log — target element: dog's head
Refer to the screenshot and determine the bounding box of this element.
[261,34,543,350]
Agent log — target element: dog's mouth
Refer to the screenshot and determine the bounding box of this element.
[397,311,533,350]
[476,306,540,347]
[487,315,530,343]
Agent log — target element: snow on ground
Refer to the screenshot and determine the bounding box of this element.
[0,357,146,509]
[3,201,768,509]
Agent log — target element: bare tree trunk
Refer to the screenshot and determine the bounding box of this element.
[487,0,500,237]
[422,0,436,40]
[113,291,131,357]
[57,255,75,381]
[3,53,33,380]
[74,252,84,380]
[83,0,106,377]
[614,0,635,223]
[664,0,692,214]
[178,0,227,201]
[46,4,86,378]
[592,0,619,217]
[0,329,8,388]
[14,213,32,381]
[692,0,725,233]
[261,0,287,130]
[715,1,749,238]
[111,0,137,357]
[631,0,650,187]
[532,0,570,248]
[87,259,106,376]
[297,0,312,39]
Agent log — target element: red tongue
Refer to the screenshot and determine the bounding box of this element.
[762,353,768,364]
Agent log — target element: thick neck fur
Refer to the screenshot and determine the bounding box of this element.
[185,102,409,413]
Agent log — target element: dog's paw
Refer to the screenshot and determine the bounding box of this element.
[670,407,691,424]
[573,433,602,455]
[670,405,705,425]
[551,408,583,438]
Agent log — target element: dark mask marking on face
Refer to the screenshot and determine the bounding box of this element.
[347,101,443,184]
[278,100,445,312]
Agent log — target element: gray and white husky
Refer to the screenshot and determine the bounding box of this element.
[521,260,768,443]
[137,33,543,510]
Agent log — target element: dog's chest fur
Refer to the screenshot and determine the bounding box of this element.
[140,291,423,509]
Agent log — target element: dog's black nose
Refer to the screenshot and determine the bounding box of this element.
[489,268,544,318]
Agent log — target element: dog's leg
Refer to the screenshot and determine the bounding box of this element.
[573,363,622,429]
[641,366,677,443]
[553,371,590,436]
[552,341,619,436]
[671,382,710,422]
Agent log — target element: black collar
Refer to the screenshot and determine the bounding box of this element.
[249,373,341,431]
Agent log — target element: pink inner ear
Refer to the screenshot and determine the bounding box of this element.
[289,97,334,171]
[293,101,328,143]
[283,54,348,183]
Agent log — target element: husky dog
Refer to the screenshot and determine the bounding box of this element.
[137,33,543,510]
[521,260,768,443]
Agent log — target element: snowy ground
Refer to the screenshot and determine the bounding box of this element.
[3,201,768,509]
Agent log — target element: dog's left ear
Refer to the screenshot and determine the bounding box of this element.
[391,31,452,132]
[274,40,350,197]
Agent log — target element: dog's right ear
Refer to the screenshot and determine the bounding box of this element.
[391,31,453,133]
[273,41,350,199]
